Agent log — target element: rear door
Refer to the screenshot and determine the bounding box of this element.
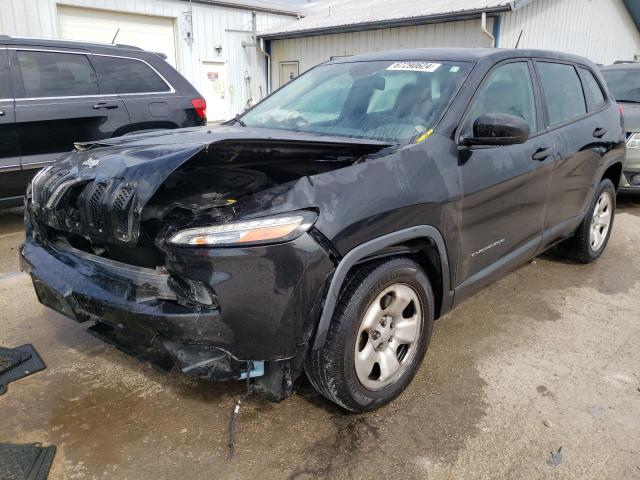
[10,48,130,183]
[455,60,554,298]
[535,61,606,238]
[91,54,184,130]
[0,46,23,202]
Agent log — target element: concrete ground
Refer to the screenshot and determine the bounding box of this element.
[1,200,640,480]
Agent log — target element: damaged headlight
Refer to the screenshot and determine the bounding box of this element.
[168,211,317,247]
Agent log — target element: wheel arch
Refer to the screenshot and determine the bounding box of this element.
[312,226,452,351]
[600,160,623,190]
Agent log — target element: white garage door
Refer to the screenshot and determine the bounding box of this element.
[58,5,177,67]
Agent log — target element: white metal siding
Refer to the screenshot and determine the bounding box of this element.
[499,0,640,64]
[0,0,295,117]
[269,18,494,88]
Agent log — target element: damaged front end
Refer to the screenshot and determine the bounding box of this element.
[20,126,391,400]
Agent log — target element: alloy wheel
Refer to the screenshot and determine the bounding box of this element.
[590,191,612,251]
[354,283,423,390]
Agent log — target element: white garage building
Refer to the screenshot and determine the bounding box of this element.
[0,0,299,120]
[1,0,639,116]
[259,0,640,91]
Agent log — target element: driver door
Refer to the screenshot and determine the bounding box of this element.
[454,60,554,301]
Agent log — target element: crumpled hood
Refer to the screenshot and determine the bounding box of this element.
[29,125,392,246]
[62,125,391,202]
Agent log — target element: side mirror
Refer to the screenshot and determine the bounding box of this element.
[467,113,530,146]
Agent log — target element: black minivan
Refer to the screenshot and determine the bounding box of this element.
[0,36,207,207]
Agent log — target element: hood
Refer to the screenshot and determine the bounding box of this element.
[29,125,392,246]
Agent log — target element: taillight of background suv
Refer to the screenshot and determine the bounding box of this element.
[191,98,207,122]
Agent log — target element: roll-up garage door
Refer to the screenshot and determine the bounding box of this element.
[57,5,177,67]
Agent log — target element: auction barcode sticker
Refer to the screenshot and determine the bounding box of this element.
[387,62,441,73]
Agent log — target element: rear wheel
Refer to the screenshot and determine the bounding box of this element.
[559,178,616,263]
[305,257,434,412]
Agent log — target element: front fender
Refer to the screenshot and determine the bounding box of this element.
[311,225,452,350]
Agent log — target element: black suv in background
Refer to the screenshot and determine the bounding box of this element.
[21,48,624,412]
[0,36,207,207]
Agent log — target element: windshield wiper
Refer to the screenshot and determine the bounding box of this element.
[233,114,247,127]
[616,99,640,104]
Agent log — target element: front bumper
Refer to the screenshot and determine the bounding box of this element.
[20,226,334,379]
[620,140,640,191]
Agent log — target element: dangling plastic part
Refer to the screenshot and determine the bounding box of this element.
[228,361,254,458]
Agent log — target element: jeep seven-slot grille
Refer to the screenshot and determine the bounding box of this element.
[87,181,109,232]
[112,185,136,241]
[32,169,139,245]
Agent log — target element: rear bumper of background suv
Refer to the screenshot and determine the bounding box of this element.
[19,218,335,384]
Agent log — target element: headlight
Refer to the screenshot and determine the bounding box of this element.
[627,132,640,149]
[168,211,317,247]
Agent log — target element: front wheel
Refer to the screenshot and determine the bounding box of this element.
[558,178,616,263]
[305,257,434,412]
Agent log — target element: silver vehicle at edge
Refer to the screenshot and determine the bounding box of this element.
[602,63,640,193]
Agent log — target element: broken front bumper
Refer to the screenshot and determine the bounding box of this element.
[20,230,334,381]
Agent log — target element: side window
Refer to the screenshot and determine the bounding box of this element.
[578,67,606,111]
[16,50,99,98]
[536,62,586,126]
[462,62,537,138]
[94,56,171,94]
[0,50,11,99]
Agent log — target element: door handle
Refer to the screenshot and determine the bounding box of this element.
[0,110,5,116]
[593,127,607,138]
[532,147,552,161]
[93,102,119,110]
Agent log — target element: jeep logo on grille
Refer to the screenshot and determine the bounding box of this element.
[82,158,100,168]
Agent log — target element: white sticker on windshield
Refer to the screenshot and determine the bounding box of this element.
[387,62,441,73]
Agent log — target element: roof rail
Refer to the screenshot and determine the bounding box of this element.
[114,43,144,51]
[0,35,145,51]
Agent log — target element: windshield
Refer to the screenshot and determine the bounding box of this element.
[241,60,473,143]
[601,68,640,103]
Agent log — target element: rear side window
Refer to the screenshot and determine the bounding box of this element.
[536,62,586,126]
[94,56,171,94]
[579,67,606,110]
[0,50,11,99]
[16,50,99,98]
[462,61,538,137]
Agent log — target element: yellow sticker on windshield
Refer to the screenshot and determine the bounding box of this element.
[415,129,434,143]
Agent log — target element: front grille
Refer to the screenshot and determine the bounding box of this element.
[111,185,136,242]
[87,181,109,233]
[32,169,139,245]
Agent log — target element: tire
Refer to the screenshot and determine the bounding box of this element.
[305,257,434,412]
[558,178,616,263]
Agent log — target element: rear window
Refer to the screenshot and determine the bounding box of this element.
[16,50,99,98]
[536,62,587,126]
[579,68,606,110]
[94,56,171,94]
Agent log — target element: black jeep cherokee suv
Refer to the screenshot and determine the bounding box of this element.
[0,36,207,207]
[20,48,624,412]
